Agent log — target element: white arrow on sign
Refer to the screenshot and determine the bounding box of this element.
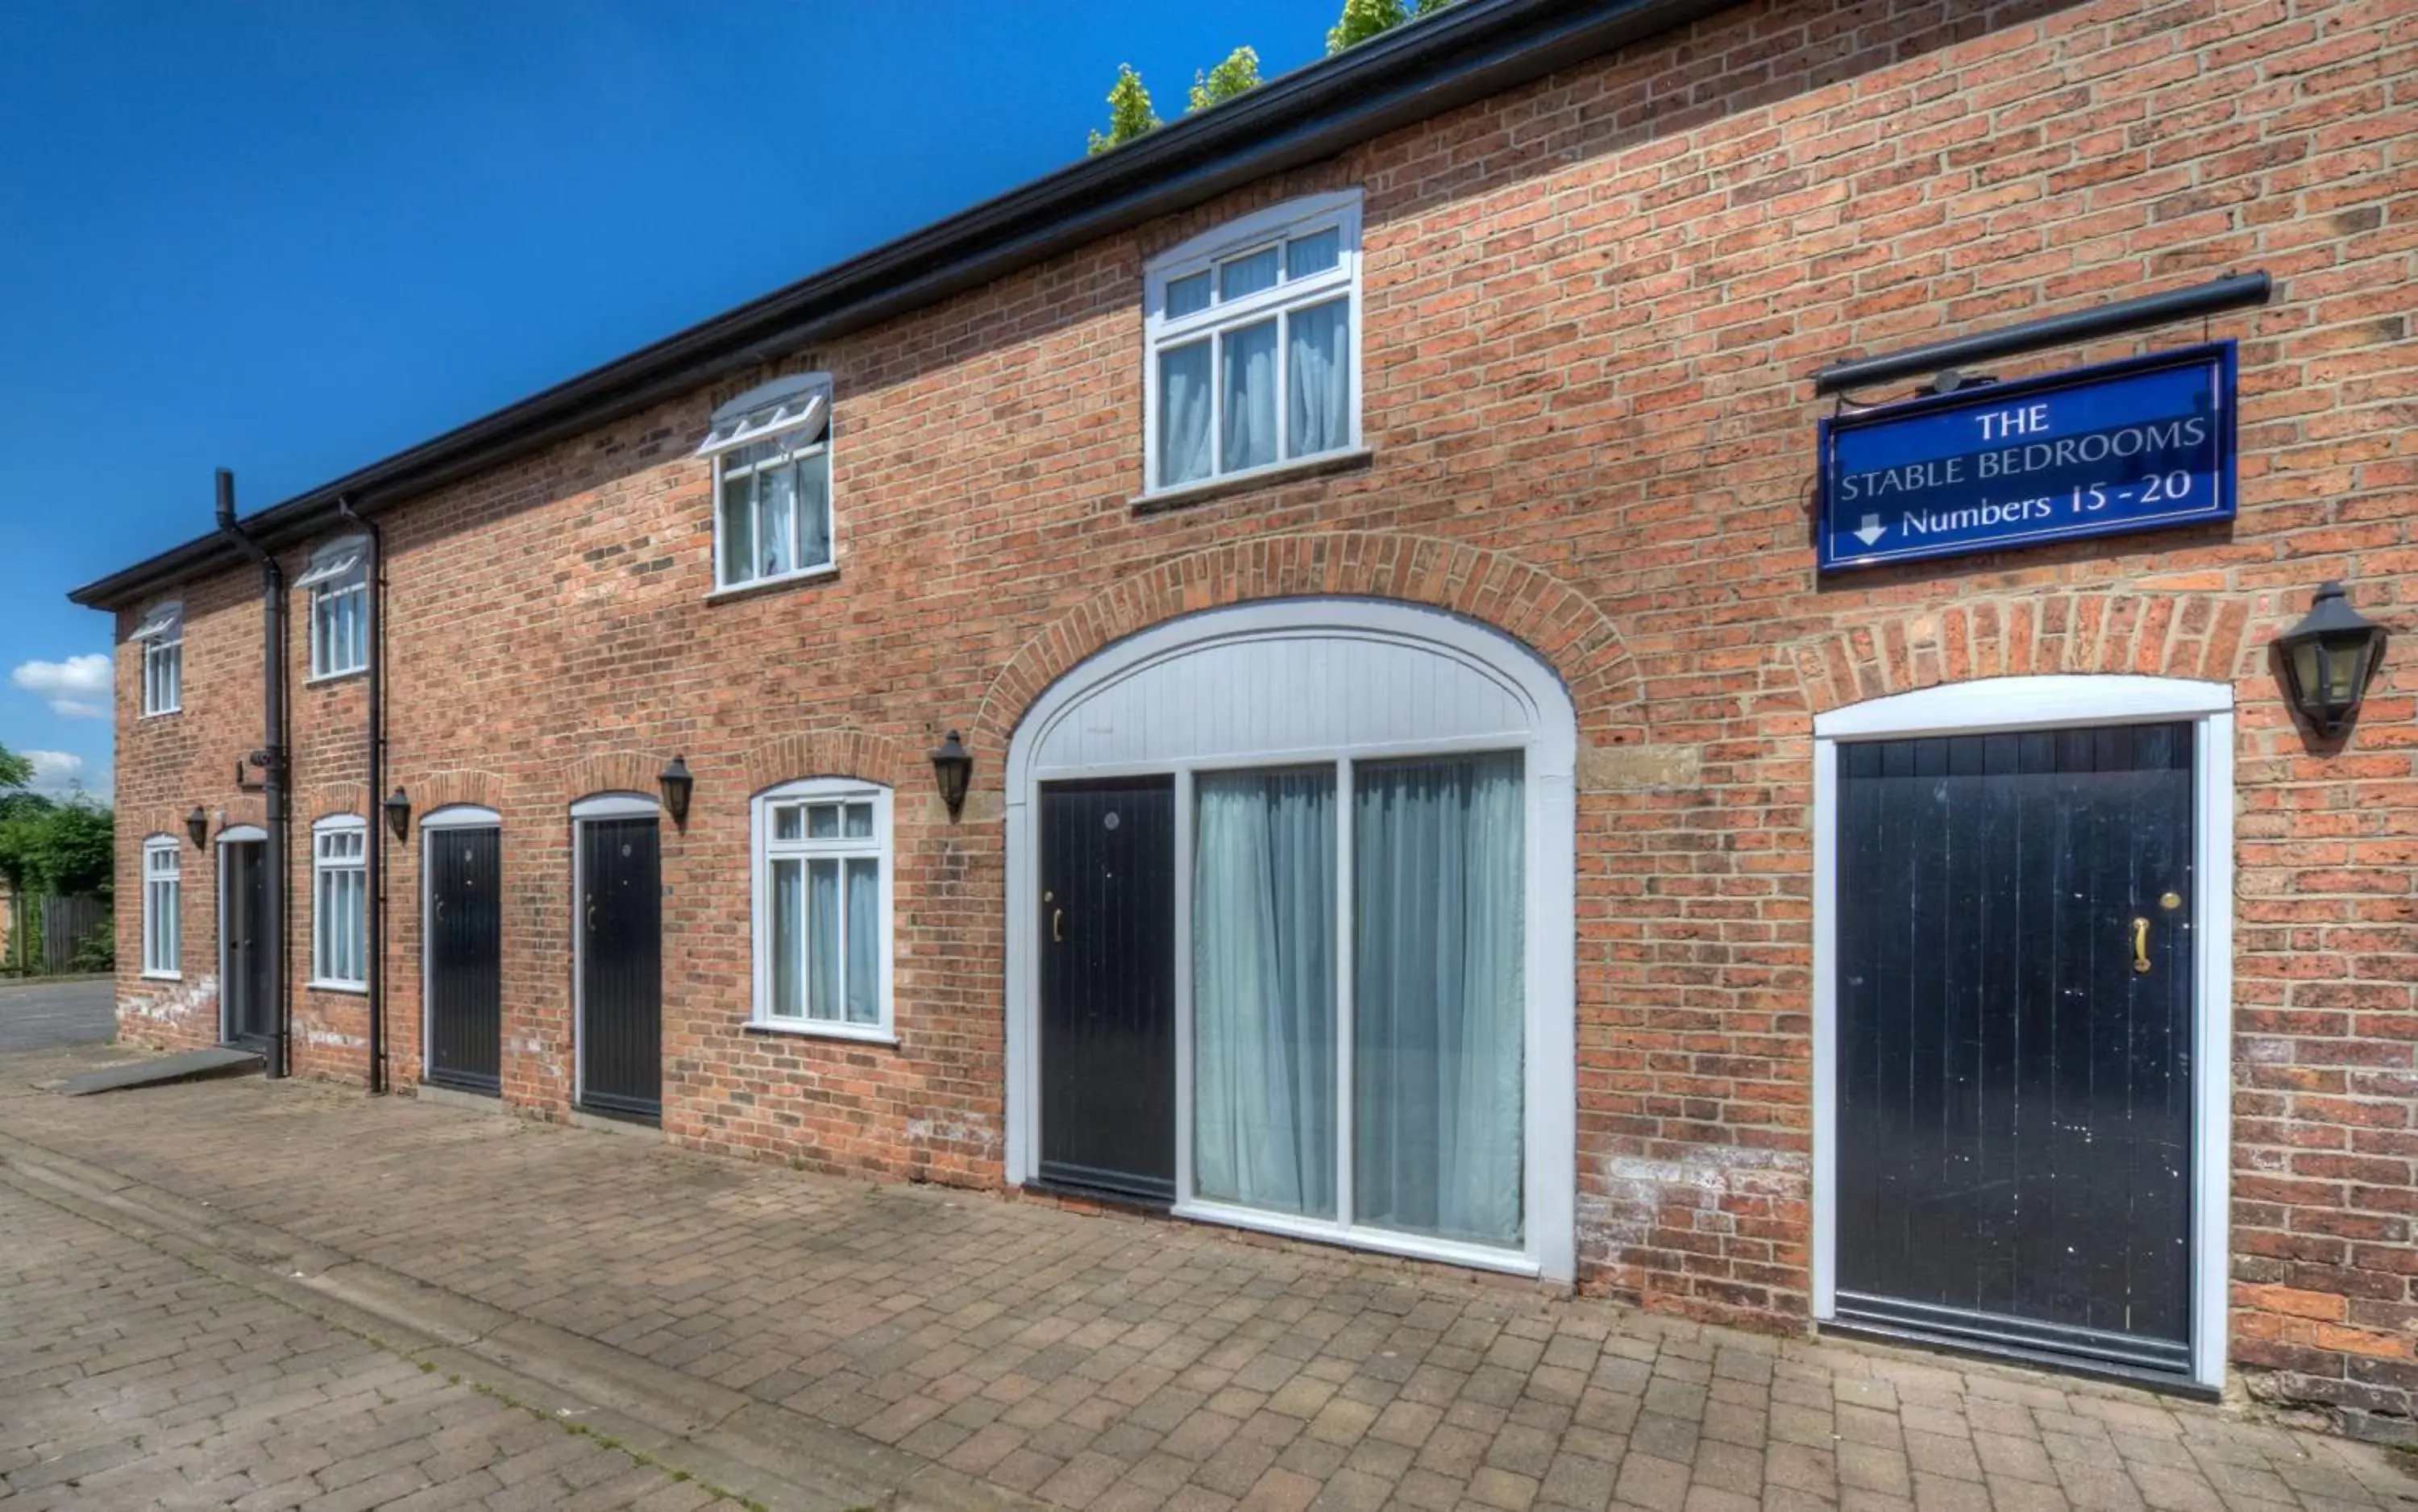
[1853,513,1887,546]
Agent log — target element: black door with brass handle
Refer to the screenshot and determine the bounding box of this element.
[1037,776,1176,1203]
[426,825,503,1092]
[1836,721,2195,1377]
[579,816,662,1119]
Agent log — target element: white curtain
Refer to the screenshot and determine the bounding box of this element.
[1193,770,1336,1218]
[771,858,804,1018]
[1159,343,1211,488]
[758,462,796,578]
[720,471,754,582]
[798,450,833,568]
[807,858,840,1020]
[1352,754,1526,1248]
[845,858,879,1024]
[1221,318,1278,473]
[1287,298,1350,459]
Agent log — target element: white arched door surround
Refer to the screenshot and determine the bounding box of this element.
[1004,598,1579,1281]
[1809,674,2234,1389]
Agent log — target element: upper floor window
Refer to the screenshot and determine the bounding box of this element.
[297,536,368,681]
[697,373,833,593]
[1144,190,1363,496]
[131,600,184,717]
[142,836,181,978]
[311,816,368,990]
[752,778,893,1041]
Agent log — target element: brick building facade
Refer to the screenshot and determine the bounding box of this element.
[77,0,2415,1438]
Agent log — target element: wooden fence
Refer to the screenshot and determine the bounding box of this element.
[6,893,110,976]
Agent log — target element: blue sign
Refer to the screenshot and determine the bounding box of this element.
[1817,343,2236,572]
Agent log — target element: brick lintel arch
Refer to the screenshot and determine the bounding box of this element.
[737,729,916,797]
[563,752,663,805]
[973,530,1645,755]
[1793,588,2274,716]
[412,768,507,818]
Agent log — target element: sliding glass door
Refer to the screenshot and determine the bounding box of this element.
[1189,751,1526,1252]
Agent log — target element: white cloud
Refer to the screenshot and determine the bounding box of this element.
[10,654,112,719]
[22,751,91,795]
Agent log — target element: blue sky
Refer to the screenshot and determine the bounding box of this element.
[0,1,1337,802]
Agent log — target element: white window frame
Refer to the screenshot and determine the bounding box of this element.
[749,778,895,1044]
[299,535,369,683]
[1141,189,1366,501]
[698,374,837,596]
[310,815,369,992]
[1809,675,2235,1391]
[141,836,182,979]
[133,600,184,717]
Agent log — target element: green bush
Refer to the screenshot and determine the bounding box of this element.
[70,916,114,975]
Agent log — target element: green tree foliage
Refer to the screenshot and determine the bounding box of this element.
[70,916,114,974]
[0,743,114,901]
[1326,0,1405,53]
[1188,47,1262,114]
[1087,64,1161,155]
[0,742,29,792]
[1326,0,1454,54]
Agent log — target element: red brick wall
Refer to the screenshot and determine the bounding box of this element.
[109,0,2416,1435]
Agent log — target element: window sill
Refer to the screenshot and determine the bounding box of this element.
[744,1019,898,1048]
[707,561,839,604]
[307,979,368,996]
[1132,447,1373,515]
[140,970,182,982]
[305,668,366,688]
[140,708,181,720]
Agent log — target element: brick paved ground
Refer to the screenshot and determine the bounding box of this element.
[0,1178,736,1510]
[2,1044,2412,1512]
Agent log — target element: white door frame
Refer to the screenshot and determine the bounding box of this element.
[420,805,502,1085]
[568,793,659,1110]
[1003,598,1580,1283]
[214,825,268,1045]
[1809,674,2235,1389]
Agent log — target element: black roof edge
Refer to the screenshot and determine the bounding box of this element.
[72,0,1732,612]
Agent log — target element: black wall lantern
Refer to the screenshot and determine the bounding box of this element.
[2277,581,2387,738]
[185,806,209,849]
[929,731,972,820]
[384,787,413,841]
[658,756,693,829]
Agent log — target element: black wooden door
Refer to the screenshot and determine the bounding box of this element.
[426,827,502,1092]
[1836,722,2196,1375]
[1038,778,1176,1202]
[222,841,274,1047]
[579,816,661,1119]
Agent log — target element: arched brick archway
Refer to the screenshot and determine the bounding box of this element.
[973,530,1644,754]
[1793,588,2269,715]
[736,729,916,796]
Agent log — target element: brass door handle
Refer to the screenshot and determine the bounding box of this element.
[2132,916,2151,974]
[1052,908,1064,943]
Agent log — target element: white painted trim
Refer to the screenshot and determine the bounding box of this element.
[1003,597,1579,1283]
[420,804,502,830]
[214,824,267,845]
[570,791,659,820]
[1809,673,2234,1389]
[141,835,183,982]
[2192,711,2235,1389]
[1174,1199,1540,1277]
[747,778,896,1039]
[1814,674,2233,740]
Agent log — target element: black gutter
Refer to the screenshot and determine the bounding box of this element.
[336,497,387,1095]
[71,0,1736,610]
[1811,272,2272,395]
[214,470,289,1081]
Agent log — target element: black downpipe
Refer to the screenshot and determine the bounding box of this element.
[215,470,289,1079]
[338,497,386,1095]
